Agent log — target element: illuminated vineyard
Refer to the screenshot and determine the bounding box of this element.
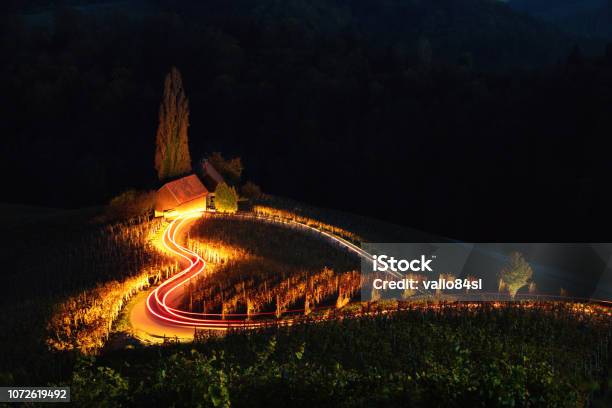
[45,209,612,355]
[167,214,361,321]
[46,217,178,353]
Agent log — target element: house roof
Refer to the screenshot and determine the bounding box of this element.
[200,160,225,190]
[158,174,208,209]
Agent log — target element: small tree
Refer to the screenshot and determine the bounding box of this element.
[214,182,238,213]
[208,152,243,185]
[155,67,192,181]
[499,252,533,299]
[241,181,262,199]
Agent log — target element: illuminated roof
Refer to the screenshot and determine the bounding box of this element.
[156,174,208,211]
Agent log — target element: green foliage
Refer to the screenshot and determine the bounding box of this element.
[73,351,231,407]
[208,152,243,186]
[214,182,238,213]
[139,350,230,407]
[75,304,611,407]
[499,252,534,298]
[72,356,128,407]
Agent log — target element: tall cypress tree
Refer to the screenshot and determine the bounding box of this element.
[155,67,192,181]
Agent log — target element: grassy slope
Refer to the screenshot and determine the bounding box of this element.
[89,200,610,406]
[0,203,159,382]
[0,204,104,383]
[253,195,444,243]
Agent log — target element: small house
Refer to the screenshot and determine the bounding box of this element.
[199,159,224,189]
[155,174,208,217]
[198,159,225,209]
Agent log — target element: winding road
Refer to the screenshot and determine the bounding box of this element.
[129,211,381,342]
[128,211,612,343]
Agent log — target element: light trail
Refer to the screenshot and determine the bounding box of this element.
[135,210,612,339]
[144,211,612,333]
[144,210,385,330]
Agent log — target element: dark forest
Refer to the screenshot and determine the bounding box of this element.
[2,0,612,240]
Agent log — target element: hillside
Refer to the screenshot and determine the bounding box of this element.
[2,0,609,242]
[8,0,590,68]
[508,0,606,19]
[151,0,583,69]
[1,199,611,405]
[509,0,612,39]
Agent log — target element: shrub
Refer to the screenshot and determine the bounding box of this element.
[215,182,238,213]
[208,152,243,185]
[72,356,128,407]
[105,190,156,221]
[241,181,263,199]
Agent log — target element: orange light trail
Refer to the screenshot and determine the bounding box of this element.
[145,211,383,330]
[145,212,612,332]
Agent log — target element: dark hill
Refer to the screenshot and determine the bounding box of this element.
[7,0,594,68]
[508,0,606,19]
[2,0,612,240]
[509,0,612,39]
[151,0,584,69]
